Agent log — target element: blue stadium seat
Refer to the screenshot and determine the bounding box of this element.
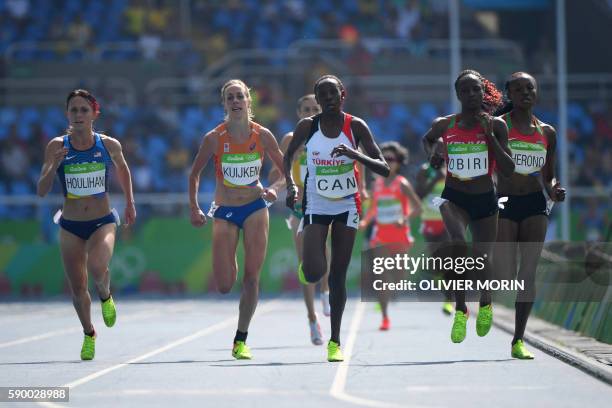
[17,108,41,140]
[389,104,412,125]
[0,107,17,126]
[9,181,35,219]
[0,182,8,219]
[418,102,439,123]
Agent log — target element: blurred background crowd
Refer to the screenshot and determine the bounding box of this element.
[0,0,609,240]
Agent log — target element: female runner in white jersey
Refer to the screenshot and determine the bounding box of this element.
[272,94,330,345]
[283,75,390,362]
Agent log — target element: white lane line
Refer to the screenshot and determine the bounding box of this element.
[37,301,280,408]
[0,306,191,349]
[329,301,404,408]
[84,388,328,397]
[0,327,79,349]
[406,385,549,392]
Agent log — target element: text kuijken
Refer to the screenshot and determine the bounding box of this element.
[223,166,260,178]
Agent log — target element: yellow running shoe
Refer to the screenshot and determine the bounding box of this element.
[451,311,468,343]
[232,341,252,360]
[80,333,96,360]
[442,301,454,315]
[101,296,116,327]
[511,340,534,359]
[327,340,344,362]
[476,304,493,337]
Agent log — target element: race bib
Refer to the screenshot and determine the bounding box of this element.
[447,143,488,179]
[64,162,106,198]
[315,163,358,199]
[221,152,262,187]
[376,198,403,224]
[509,140,546,175]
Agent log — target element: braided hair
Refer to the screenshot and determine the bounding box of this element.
[454,69,503,114]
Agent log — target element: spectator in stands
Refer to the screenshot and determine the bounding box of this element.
[579,198,609,241]
[1,124,31,184]
[6,0,30,32]
[594,106,612,142]
[124,0,147,37]
[157,99,179,131]
[394,0,421,40]
[165,138,189,191]
[67,14,92,50]
[139,21,162,60]
[123,135,152,193]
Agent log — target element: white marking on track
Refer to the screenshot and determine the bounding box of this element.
[37,301,280,408]
[0,305,194,349]
[329,302,404,408]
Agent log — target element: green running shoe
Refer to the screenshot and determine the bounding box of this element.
[476,304,493,337]
[232,341,252,360]
[80,333,96,360]
[297,263,308,285]
[451,311,468,343]
[442,301,454,315]
[101,296,116,327]
[511,340,534,360]
[327,340,344,362]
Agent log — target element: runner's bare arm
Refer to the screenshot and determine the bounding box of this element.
[401,179,422,218]
[284,119,311,209]
[541,125,565,202]
[486,116,515,177]
[260,127,286,199]
[333,117,389,177]
[104,136,137,225]
[422,117,449,169]
[189,130,217,216]
[37,137,66,197]
[269,132,292,184]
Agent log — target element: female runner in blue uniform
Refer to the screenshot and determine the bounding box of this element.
[37,89,136,360]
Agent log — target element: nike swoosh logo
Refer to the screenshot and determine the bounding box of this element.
[446,134,459,139]
[96,223,103,227]
[66,155,77,160]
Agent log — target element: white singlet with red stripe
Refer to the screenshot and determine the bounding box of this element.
[303,114,361,216]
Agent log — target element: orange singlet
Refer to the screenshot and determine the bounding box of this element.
[213,122,266,188]
[369,175,413,250]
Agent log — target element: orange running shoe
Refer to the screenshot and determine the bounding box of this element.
[379,317,390,331]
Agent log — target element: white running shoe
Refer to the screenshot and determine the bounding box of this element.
[322,291,331,317]
[309,315,323,345]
